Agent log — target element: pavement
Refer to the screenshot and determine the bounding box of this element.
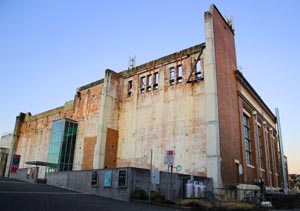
[1,177,299,211]
[0,177,183,211]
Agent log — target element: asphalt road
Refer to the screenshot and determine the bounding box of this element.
[0,177,183,211]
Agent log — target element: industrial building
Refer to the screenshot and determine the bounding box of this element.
[2,4,288,193]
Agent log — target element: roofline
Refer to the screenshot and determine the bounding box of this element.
[76,43,205,89]
[120,43,206,78]
[77,78,104,92]
[235,70,276,121]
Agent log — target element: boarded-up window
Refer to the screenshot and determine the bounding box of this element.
[104,128,118,168]
[82,137,97,170]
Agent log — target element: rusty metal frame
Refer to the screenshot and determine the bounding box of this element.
[186,46,204,83]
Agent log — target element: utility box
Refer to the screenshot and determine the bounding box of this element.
[185,180,194,198]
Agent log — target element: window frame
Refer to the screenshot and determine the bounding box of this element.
[146,74,152,92]
[140,76,146,94]
[128,80,133,97]
[154,72,159,90]
[258,125,264,169]
[195,59,202,80]
[177,65,183,83]
[243,113,252,165]
[169,67,175,86]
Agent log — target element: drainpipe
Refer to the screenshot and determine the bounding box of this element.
[275,108,288,193]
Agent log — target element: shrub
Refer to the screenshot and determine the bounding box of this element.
[177,199,213,209]
[151,192,165,203]
[131,188,149,200]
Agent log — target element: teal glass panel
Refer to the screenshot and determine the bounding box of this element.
[47,118,77,172]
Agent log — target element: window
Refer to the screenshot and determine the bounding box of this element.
[128,80,133,97]
[243,114,252,165]
[270,135,277,174]
[258,126,264,169]
[147,75,152,92]
[140,76,145,93]
[47,119,78,172]
[154,72,159,90]
[195,59,202,80]
[177,65,183,83]
[264,128,273,172]
[169,67,175,85]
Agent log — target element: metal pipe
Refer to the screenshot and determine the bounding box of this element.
[275,108,288,193]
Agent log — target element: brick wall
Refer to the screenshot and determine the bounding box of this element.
[210,5,240,185]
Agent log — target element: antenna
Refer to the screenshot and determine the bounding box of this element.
[228,16,234,30]
[128,55,136,70]
[225,15,234,31]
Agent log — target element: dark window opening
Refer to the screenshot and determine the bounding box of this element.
[154,72,159,90]
[195,60,202,80]
[140,76,145,93]
[169,67,175,86]
[147,74,152,92]
[128,80,133,97]
[177,65,183,83]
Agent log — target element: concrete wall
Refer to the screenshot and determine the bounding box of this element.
[9,167,38,183]
[73,82,103,170]
[117,46,207,177]
[0,134,13,177]
[94,69,122,169]
[46,167,213,202]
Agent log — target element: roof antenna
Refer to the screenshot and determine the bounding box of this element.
[128,55,136,70]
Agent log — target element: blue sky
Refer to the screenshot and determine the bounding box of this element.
[0,0,299,174]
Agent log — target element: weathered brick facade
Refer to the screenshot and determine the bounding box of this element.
[11,4,287,191]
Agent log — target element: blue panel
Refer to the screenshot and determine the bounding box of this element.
[47,118,78,172]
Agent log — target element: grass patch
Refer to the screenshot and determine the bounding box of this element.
[177,199,213,209]
[177,199,259,210]
[219,201,258,209]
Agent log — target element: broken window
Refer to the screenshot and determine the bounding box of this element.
[154,72,159,90]
[195,60,202,80]
[147,74,152,92]
[140,76,145,94]
[177,65,183,83]
[128,80,133,97]
[169,67,175,85]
